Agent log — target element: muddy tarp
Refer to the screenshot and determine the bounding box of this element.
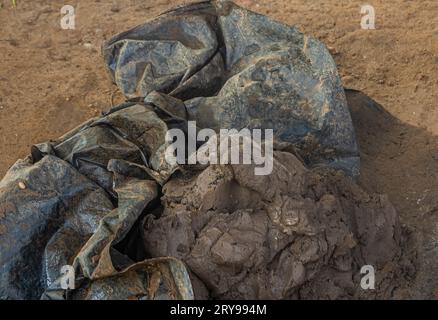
[0,1,371,299]
[102,0,359,177]
[0,101,193,300]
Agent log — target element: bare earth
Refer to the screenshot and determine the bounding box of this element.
[0,0,437,297]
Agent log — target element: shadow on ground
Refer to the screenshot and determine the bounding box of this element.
[346,89,438,298]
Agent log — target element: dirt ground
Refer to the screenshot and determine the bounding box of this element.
[0,0,437,296]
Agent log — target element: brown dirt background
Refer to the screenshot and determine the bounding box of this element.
[0,0,437,288]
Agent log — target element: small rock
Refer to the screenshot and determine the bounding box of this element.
[18,182,26,190]
[342,75,353,84]
[327,45,338,55]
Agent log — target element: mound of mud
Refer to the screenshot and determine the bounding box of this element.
[143,146,407,299]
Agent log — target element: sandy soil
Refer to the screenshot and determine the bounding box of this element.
[0,0,437,296]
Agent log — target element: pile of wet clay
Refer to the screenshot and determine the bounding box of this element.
[143,144,406,299]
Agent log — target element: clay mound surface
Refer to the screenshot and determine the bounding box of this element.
[143,149,411,299]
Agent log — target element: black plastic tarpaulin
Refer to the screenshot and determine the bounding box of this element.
[102,0,359,176]
[0,100,192,300]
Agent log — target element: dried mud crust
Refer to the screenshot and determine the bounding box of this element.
[143,150,414,299]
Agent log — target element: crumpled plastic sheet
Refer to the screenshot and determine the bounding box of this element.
[0,100,193,300]
[103,0,359,176]
[0,0,360,299]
